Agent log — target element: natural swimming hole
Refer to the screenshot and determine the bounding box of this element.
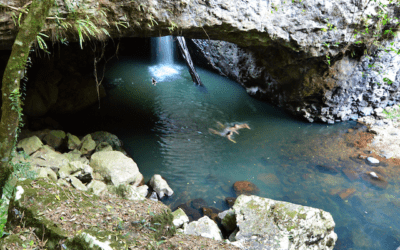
[59,47,400,249]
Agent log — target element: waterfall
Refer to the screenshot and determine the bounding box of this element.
[152,36,174,64]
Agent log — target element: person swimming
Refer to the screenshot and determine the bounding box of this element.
[209,122,251,143]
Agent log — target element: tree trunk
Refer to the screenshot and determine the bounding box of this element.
[176,36,204,87]
[0,0,53,195]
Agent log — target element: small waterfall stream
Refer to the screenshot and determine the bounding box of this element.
[152,36,175,64]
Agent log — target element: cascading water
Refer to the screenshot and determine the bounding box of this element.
[149,36,182,82]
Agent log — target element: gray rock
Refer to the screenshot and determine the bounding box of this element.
[36,167,58,182]
[184,216,223,241]
[218,209,236,232]
[42,130,66,150]
[91,131,123,152]
[231,195,337,250]
[80,134,96,155]
[149,191,158,202]
[149,174,174,199]
[136,185,149,198]
[380,151,394,159]
[87,180,107,196]
[30,145,70,171]
[367,157,379,164]
[95,142,113,152]
[17,136,43,155]
[69,176,88,191]
[67,133,81,150]
[172,208,189,228]
[90,151,141,186]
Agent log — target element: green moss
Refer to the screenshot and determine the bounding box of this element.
[150,210,176,240]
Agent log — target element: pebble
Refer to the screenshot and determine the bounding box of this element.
[380,151,394,159]
[366,157,379,164]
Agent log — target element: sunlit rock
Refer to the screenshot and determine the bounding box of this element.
[184,216,223,241]
[149,174,174,199]
[230,195,337,249]
[87,180,107,196]
[366,157,379,165]
[172,208,189,228]
[90,151,141,186]
[80,134,96,155]
[69,176,88,191]
[36,167,58,182]
[17,136,43,155]
[30,145,70,171]
[42,130,66,150]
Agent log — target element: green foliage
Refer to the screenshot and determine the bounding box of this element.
[383,105,400,119]
[150,210,176,241]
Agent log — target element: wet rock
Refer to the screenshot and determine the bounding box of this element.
[361,172,388,189]
[201,207,221,222]
[172,208,189,228]
[233,181,259,196]
[176,204,201,221]
[218,209,236,233]
[90,151,142,186]
[184,216,223,241]
[225,197,236,208]
[315,164,339,175]
[257,173,281,186]
[67,133,81,150]
[338,188,356,200]
[149,174,174,199]
[17,136,43,155]
[342,168,360,181]
[366,157,379,165]
[191,198,207,210]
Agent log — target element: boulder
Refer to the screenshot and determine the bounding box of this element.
[91,131,124,152]
[361,172,388,189]
[218,209,236,232]
[95,142,113,152]
[69,176,88,191]
[87,180,107,196]
[17,136,43,155]
[149,174,174,199]
[184,216,223,241]
[30,145,70,171]
[42,130,66,150]
[90,151,142,186]
[172,208,189,228]
[233,181,259,195]
[67,133,81,150]
[80,134,96,155]
[230,195,337,250]
[63,149,89,164]
[36,167,58,182]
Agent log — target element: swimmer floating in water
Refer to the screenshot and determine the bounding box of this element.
[209,122,251,143]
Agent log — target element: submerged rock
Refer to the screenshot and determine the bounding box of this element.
[361,172,388,189]
[233,181,259,196]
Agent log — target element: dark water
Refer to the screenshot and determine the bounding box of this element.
[60,48,400,249]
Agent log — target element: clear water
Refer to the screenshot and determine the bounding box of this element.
[62,43,400,249]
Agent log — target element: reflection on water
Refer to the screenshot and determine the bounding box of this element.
[64,56,400,250]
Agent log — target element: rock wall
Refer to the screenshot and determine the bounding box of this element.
[189,37,400,123]
[1,0,400,123]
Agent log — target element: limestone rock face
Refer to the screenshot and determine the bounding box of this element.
[89,151,141,186]
[184,216,223,241]
[230,195,337,250]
